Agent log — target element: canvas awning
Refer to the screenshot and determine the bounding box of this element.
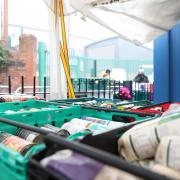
[45,0,180,44]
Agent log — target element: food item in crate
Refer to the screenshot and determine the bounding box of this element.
[71,118,110,132]
[98,102,113,108]
[161,104,180,117]
[40,149,138,180]
[41,124,70,138]
[29,108,39,111]
[0,94,40,103]
[118,113,180,161]
[155,136,180,171]
[0,97,5,102]
[152,107,163,112]
[19,109,28,112]
[0,132,35,155]
[130,106,143,110]
[4,110,16,114]
[61,117,124,135]
[16,125,70,143]
[4,107,54,114]
[61,122,91,135]
[0,96,13,102]
[73,100,97,106]
[117,104,135,110]
[28,108,52,112]
[16,128,43,143]
[73,100,114,108]
[82,116,125,127]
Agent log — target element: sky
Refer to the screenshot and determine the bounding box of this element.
[8,0,115,50]
[8,0,49,29]
[8,0,153,52]
[8,0,49,46]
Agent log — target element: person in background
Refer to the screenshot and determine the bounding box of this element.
[103,69,111,78]
[133,66,149,83]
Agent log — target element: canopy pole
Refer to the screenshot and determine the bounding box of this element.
[59,42,75,98]
[59,0,74,98]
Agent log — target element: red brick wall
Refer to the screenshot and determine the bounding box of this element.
[0,34,37,93]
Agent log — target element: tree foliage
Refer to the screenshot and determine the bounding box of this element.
[0,44,10,64]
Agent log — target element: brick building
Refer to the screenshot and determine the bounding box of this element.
[0,34,37,93]
[0,0,37,93]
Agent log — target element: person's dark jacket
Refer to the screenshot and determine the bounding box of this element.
[133,73,149,83]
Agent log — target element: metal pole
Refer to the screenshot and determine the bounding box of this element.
[8,76,11,94]
[98,79,100,98]
[92,79,94,97]
[33,76,36,96]
[78,79,81,93]
[21,76,24,94]
[103,79,106,98]
[109,79,111,99]
[44,76,46,100]
[85,78,88,97]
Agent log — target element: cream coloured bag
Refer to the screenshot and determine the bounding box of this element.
[155,136,180,171]
[118,119,159,160]
[118,113,180,161]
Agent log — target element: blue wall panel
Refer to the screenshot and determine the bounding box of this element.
[154,23,180,102]
[170,25,180,101]
[154,33,170,103]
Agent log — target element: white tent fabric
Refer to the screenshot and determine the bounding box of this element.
[44,0,180,44]
[47,4,67,99]
[67,0,180,44]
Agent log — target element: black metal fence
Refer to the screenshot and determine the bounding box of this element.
[0,76,50,100]
[0,76,153,101]
[72,78,153,101]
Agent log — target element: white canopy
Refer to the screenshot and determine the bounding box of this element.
[44,0,180,99]
[44,0,180,45]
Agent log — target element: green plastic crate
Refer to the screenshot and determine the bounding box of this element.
[0,106,158,135]
[0,106,158,180]
[0,100,69,180]
[0,137,45,180]
[50,97,154,110]
[0,100,67,114]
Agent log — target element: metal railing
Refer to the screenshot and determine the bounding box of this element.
[0,76,50,100]
[71,78,153,101]
[0,76,153,101]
